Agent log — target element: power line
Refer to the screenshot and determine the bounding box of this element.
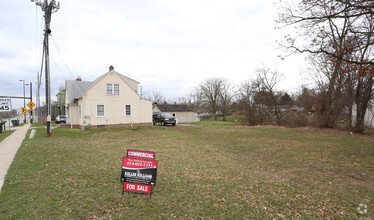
[50,34,89,95]
[50,35,76,79]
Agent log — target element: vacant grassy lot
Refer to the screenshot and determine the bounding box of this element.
[0,123,373,219]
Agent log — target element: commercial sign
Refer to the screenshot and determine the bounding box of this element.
[0,98,11,112]
[121,150,158,195]
[127,149,155,160]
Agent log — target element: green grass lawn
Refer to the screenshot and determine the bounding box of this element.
[0,130,14,142]
[0,123,373,219]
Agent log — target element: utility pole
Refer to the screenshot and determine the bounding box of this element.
[32,0,60,137]
[30,82,33,124]
[19,80,26,123]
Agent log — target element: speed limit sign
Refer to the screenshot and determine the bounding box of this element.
[0,98,11,112]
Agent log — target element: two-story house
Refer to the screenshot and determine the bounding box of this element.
[63,66,152,129]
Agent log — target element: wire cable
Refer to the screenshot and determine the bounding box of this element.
[50,34,88,94]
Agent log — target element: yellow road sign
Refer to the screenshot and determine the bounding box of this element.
[29,108,34,112]
[21,107,27,113]
[27,101,35,109]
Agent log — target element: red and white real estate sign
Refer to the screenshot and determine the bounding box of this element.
[127,149,155,160]
[121,150,158,195]
[123,182,152,194]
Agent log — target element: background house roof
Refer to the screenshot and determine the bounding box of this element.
[65,80,93,104]
[155,104,192,112]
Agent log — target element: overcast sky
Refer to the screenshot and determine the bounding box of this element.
[0,0,309,109]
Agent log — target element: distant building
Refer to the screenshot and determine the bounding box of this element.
[153,103,198,123]
[55,90,66,116]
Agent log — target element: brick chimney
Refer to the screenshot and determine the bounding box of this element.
[76,76,82,81]
[109,65,114,71]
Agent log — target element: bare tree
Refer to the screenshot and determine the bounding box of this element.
[177,88,204,113]
[256,65,284,122]
[143,90,165,104]
[277,0,374,129]
[277,0,374,65]
[237,80,260,125]
[199,78,225,121]
[218,80,234,121]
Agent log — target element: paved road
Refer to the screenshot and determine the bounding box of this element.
[0,124,30,192]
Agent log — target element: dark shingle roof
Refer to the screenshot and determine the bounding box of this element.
[66,80,93,104]
[156,104,192,112]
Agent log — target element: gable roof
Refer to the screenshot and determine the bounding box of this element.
[155,104,192,112]
[65,69,140,104]
[75,70,139,99]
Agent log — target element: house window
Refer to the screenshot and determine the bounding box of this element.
[107,83,120,95]
[106,84,113,95]
[114,84,120,95]
[97,104,105,117]
[125,104,132,116]
[78,105,81,117]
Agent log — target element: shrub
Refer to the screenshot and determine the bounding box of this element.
[278,112,308,128]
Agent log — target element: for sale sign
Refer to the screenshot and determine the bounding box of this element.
[121,150,158,195]
[121,157,158,186]
[123,182,152,194]
[0,98,11,112]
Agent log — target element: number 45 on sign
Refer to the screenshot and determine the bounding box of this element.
[0,98,11,112]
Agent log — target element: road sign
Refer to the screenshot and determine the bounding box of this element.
[27,101,35,109]
[21,107,27,114]
[29,108,34,112]
[0,98,11,112]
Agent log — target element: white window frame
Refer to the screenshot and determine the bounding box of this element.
[96,104,105,117]
[114,84,120,95]
[106,83,113,95]
[125,104,132,116]
[107,83,120,96]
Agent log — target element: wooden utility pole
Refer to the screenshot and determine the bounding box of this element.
[32,0,60,136]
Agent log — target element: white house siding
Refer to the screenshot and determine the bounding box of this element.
[352,101,374,128]
[164,111,197,123]
[69,105,79,127]
[63,69,152,129]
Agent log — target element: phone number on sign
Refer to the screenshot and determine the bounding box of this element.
[125,161,155,168]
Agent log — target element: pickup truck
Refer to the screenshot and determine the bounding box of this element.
[152,112,176,126]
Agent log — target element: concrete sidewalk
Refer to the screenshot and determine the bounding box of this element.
[0,124,30,192]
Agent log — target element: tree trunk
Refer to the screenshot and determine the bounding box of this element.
[354,76,373,132]
[321,58,343,128]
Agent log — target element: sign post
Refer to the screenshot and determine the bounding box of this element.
[121,149,158,197]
